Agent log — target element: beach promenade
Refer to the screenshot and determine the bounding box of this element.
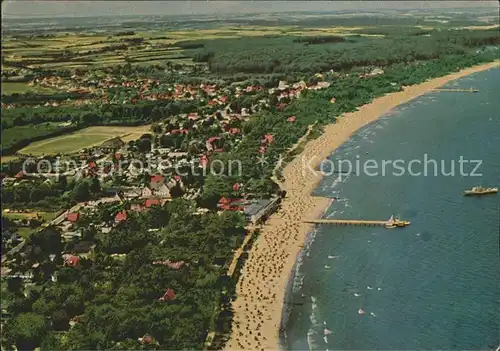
[224,61,499,350]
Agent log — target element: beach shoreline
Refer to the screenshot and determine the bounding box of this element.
[224,61,499,351]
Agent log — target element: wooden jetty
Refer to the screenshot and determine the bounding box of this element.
[432,88,478,93]
[305,215,410,228]
[305,219,388,226]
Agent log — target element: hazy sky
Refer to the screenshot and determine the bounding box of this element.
[2,1,498,18]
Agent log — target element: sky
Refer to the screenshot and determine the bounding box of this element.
[2,1,498,19]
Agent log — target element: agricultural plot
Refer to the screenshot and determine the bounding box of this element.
[1,82,55,95]
[2,210,58,222]
[1,26,365,72]
[18,125,151,156]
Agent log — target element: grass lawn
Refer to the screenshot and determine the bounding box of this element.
[1,82,55,95]
[1,155,20,164]
[1,82,33,94]
[17,227,37,239]
[18,125,151,155]
[3,211,58,222]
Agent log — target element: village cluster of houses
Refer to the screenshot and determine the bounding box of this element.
[6,67,350,110]
[1,67,390,265]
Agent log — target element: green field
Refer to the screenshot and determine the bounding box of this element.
[1,155,20,163]
[1,82,55,95]
[18,125,151,155]
[3,211,57,222]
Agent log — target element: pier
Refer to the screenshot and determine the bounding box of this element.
[432,88,478,93]
[304,216,410,228]
[305,219,388,226]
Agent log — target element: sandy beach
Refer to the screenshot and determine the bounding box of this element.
[224,61,499,351]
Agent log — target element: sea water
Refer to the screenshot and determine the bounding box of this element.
[284,67,500,350]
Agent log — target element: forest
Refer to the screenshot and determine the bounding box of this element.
[2,199,247,350]
[186,29,499,74]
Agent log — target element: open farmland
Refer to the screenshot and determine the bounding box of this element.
[1,25,369,71]
[18,125,151,156]
[1,82,55,95]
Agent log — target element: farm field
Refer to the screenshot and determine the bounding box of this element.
[1,25,371,71]
[2,210,58,222]
[1,82,55,95]
[1,155,20,163]
[18,125,151,156]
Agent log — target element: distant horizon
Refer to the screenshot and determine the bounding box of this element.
[2,0,498,19]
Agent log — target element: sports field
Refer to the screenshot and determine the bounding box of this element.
[18,125,151,156]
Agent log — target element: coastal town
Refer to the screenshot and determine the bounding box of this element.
[2,3,499,350]
[1,47,342,349]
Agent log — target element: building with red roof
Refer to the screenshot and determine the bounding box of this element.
[115,211,128,222]
[152,260,185,270]
[200,155,209,166]
[139,335,154,345]
[66,212,79,223]
[144,199,162,208]
[65,255,80,267]
[206,136,221,144]
[159,288,176,301]
[263,134,274,144]
[206,136,222,152]
[287,116,297,122]
[218,197,232,205]
[150,175,164,184]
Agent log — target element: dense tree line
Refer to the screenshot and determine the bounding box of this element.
[292,35,347,45]
[1,176,102,209]
[2,91,92,105]
[185,29,498,74]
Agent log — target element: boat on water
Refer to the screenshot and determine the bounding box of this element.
[385,215,411,228]
[395,218,411,227]
[463,186,498,196]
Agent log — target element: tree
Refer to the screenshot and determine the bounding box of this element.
[72,181,91,202]
[57,175,68,190]
[136,138,152,153]
[151,123,162,134]
[51,309,70,331]
[5,313,48,350]
[199,175,233,209]
[6,277,23,295]
[90,177,101,194]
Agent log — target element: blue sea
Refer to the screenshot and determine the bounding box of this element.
[283,67,500,350]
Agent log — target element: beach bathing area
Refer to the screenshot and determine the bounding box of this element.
[224,60,499,350]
